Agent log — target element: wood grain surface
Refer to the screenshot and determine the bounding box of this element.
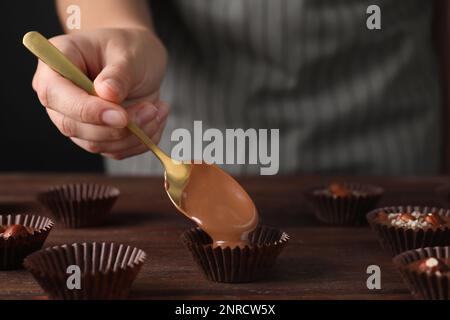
[0,174,449,300]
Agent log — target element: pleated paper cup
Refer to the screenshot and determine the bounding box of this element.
[24,242,146,300]
[304,183,384,225]
[367,206,450,256]
[0,214,54,270]
[393,246,450,300]
[181,226,289,283]
[37,183,120,228]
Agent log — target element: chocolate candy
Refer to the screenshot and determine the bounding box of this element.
[1,224,31,240]
[377,210,389,222]
[417,257,450,274]
[424,213,445,227]
[399,213,415,222]
[328,183,350,197]
[386,211,449,230]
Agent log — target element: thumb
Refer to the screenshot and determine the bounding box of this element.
[94,61,131,104]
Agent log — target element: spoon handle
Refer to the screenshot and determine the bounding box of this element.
[22,31,172,165]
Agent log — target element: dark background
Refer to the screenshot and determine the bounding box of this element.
[1,1,449,174]
[0,1,103,172]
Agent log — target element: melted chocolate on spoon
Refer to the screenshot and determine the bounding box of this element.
[171,163,259,248]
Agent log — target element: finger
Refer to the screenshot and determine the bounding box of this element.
[70,112,160,154]
[102,144,149,160]
[93,38,142,104]
[33,61,128,128]
[94,59,131,104]
[46,101,158,141]
[154,100,170,125]
[71,136,140,155]
[152,115,168,143]
[72,99,169,157]
[148,100,169,144]
[101,115,168,160]
[131,101,159,127]
[101,128,165,160]
[46,109,132,142]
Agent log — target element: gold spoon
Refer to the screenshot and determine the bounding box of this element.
[22,31,190,205]
[23,32,259,247]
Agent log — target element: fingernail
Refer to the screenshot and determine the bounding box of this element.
[137,103,158,126]
[102,110,126,127]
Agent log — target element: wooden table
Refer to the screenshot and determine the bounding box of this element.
[0,174,449,300]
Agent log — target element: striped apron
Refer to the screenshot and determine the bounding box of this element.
[106,0,442,176]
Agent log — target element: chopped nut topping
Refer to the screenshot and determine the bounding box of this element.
[381,211,447,229]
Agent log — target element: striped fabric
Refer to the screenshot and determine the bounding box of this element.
[106,0,442,176]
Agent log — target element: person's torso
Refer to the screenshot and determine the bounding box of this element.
[106,0,442,176]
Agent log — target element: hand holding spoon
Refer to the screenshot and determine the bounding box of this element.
[23,31,190,204]
[23,31,258,248]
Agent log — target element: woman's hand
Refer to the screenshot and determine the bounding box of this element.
[31,27,169,160]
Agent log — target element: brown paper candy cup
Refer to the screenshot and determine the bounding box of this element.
[181,226,289,283]
[37,183,120,228]
[393,246,450,300]
[367,206,450,256]
[0,214,54,270]
[24,242,146,300]
[304,183,384,225]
